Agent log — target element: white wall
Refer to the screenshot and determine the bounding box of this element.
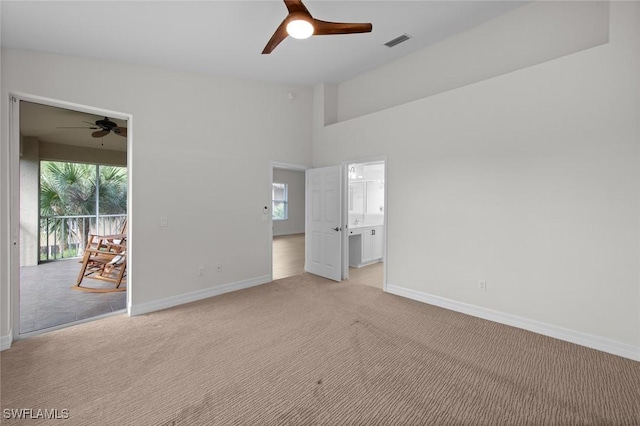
[338,1,610,122]
[1,49,312,340]
[272,168,305,237]
[314,2,640,357]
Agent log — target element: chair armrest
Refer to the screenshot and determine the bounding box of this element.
[89,233,127,240]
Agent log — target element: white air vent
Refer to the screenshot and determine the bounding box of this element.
[384,34,411,48]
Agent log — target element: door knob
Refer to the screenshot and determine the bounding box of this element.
[332,227,340,232]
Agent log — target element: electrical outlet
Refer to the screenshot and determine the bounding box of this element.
[478,280,487,292]
[216,264,222,273]
[160,216,168,227]
[198,266,205,276]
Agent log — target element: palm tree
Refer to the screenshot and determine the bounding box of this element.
[40,162,94,216]
[40,161,127,260]
[97,165,127,214]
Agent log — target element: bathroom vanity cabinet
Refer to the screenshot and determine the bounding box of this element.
[348,225,384,267]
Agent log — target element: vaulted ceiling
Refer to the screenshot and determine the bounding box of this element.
[2,1,525,86]
[5,1,525,149]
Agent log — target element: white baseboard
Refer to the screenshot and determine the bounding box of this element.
[386,284,640,362]
[350,259,382,269]
[130,275,271,317]
[1,330,13,351]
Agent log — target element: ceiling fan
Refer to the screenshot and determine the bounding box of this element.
[58,117,127,138]
[262,0,373,54]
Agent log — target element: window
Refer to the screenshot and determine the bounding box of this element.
[39,160,127,261]
[272,183,288,221]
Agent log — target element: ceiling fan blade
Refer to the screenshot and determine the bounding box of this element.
[83,120,99,126]
[57,126,99,129]
[284,0,310,15]
[92,130,110,138]
[313,19,372,36]
[113,127,127,137]
[262,18,289,54]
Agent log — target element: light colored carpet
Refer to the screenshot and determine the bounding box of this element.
[1,273,639,425]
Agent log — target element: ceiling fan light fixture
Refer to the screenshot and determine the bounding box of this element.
[286,18,314,39]
[262,0,372,54]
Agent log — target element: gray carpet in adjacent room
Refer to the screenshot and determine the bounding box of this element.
[1,273,639,425]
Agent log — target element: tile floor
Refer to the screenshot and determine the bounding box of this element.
[20,259,126,334]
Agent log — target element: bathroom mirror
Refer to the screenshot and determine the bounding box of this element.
[366,181,384,214]
[348,182,364,214]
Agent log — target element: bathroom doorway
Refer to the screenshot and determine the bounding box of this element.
[345,159,386,289]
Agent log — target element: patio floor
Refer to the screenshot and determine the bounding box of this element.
[20,259,126,334]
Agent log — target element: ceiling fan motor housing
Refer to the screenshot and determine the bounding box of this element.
[96,117,117,130]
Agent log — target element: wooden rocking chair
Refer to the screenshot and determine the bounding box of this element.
[74,241,127,293]
[85,218,127,252]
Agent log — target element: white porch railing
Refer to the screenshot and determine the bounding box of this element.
[39,214,126,262]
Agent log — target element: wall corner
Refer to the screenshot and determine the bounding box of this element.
[312,83,339,129]
[1,329,13,351]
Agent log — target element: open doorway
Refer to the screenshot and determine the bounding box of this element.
[345,160,385,289]
[16,99,129,335]
[271,163,307,280]
[303,159,387,288]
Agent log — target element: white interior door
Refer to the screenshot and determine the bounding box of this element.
[305,165,342,281]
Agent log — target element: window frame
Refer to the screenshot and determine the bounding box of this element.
[272,182,288,221]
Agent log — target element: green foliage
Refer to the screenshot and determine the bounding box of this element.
[39,161,127,261]
[40,161,127,217]
[272,202,286,220]
[97,166,127,214]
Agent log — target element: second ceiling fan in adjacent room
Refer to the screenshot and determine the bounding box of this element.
[58,117,127,138]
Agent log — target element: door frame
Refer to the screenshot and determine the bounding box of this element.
[341,156,388,290]
[269,161,309,282]
[268,156,388,288]
[8,92,134,341]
